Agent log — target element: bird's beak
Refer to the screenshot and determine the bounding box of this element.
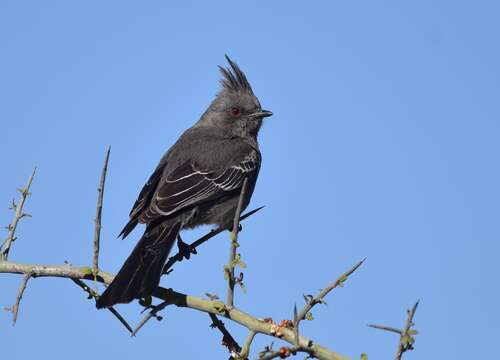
[250,110,273,119]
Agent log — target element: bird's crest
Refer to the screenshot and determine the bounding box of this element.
[218,55,254,95]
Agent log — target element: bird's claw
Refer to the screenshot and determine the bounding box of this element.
[176,235,197,260]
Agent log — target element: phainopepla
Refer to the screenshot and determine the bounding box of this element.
[96,55,272,309]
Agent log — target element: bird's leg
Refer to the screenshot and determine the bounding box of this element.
[176,234,197,260]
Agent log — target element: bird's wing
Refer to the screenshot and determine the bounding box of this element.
[140,150,260,223]
[118,160,168,238]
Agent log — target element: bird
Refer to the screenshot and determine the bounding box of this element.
[96,55,272,309]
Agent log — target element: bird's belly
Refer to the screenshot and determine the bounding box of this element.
[182,195,239,230]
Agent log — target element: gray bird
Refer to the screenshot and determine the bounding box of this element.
[96,56,272,308]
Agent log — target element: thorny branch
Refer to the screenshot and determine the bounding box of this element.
[79,148,132,334]
[209,313,242,358]
[368,300,419,360]
[226,177,249,308]
[1,169,36,327]
[294,258,366,331]
[0,168,36,261]
[93,147,110,276]
[5,271,33,326]
[253,259,364,360]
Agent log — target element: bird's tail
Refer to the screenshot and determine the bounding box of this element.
[96,222,181,309]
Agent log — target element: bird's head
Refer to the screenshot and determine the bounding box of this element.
[198,55,272,138]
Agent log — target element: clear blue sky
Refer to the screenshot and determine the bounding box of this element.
[1,1,498,359]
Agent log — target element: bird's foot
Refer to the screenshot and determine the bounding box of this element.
[176,234,197,260]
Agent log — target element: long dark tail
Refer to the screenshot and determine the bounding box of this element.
[96,222,181,309]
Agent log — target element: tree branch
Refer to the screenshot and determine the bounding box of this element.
[0,260,348,360]
[92,147,110,276]
[0,168,36,260]
[240,330,256,359]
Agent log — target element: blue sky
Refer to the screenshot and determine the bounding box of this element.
[1,1,499,359]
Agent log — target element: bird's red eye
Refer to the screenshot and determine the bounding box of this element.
[230,107,241,117]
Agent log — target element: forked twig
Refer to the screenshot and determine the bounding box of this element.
[368,300,419,360]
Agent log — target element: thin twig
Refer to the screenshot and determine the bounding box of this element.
[227,177,249,308]
[92,147,110,276]
[368,301,419,360]
[70,278,133,334]
[240,330,256,359]
[131,300,169,336]
[162,205,264,275]
[209,313,242,357]
[367,324,402,335]
[295,258,366,328]
[106,307,133,334]
[0,168,36,260]
[7,271,33,326]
